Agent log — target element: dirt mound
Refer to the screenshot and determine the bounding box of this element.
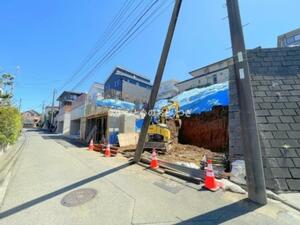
[166,120,179,144]
[118,142,224,166]
[159,143,224,165]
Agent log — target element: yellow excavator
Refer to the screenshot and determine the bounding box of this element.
[144,100,181,152]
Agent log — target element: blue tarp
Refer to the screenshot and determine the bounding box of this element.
[109,132,119,145]
[96,99,135,111]
[135,119,144,132]
[154,82,229,115]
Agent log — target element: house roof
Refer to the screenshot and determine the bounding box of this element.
[188,58,232,75]
[93,82,104,87]
[56,91,84,101]
[105,66,151,85]
[22,110,40,116]
[45,106,59,109]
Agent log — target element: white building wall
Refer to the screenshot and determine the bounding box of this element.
[80,117,86,140]
[70,105,85,120]
[56,111,64,122]
[57,121,64,133]
[176,68,229,93]
[70,118,81,136]
[85,83,104,117]
[63,113,71,135]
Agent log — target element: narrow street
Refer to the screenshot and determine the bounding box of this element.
[0,130,299,225]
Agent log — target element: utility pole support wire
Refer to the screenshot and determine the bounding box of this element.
[226,0,267,204]
[134,0,182,162]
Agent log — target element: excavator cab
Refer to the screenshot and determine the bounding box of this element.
[145,100,181,153]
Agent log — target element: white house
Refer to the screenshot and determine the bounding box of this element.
[56,91,84,135]
[176,58,233,93]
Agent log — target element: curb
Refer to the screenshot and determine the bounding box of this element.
[0,133,27,208]
[139,156,300,212]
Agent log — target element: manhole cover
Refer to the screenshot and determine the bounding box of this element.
[61,188,97,207]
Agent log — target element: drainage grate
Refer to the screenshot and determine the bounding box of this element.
[61,188,97,207]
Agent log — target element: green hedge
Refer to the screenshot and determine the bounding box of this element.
[0,106,22,146]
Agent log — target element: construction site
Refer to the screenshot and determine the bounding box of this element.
[2,0,300,224]
[76,80,230,188]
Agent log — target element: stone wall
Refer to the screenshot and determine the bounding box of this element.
[229,47,300,192]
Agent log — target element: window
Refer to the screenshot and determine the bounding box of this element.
[213,74,217,84]
[295,34,300,41]
[286,36,295,44]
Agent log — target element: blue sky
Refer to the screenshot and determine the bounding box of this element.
[0,0,299,112]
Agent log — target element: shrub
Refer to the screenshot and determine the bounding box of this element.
[0,106,22,146]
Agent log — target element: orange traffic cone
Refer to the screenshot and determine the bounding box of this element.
[150,148,159,169]
[88,139,94,151]
[204,159,219,191]
[105,144,111,157]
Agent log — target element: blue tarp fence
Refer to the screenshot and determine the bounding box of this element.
[96,99,135,111]
[154,82,229,116]
[135,119,144,132]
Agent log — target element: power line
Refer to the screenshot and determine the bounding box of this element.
[67,0,145,90]
[63,0,136,85]
[96,0,174,69]
[119,0,174,54]
[45,0,135,100]
[41,0,171,107]
[71,0,169,91]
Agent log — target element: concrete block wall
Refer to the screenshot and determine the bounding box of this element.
[229,47,300,192]
[119,114,136,133]
[63,113,71,135]
[107,110,137,144]
[80,117,86,141]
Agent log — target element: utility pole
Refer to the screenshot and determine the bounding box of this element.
[42,101,45,114]
[18,98,22,111]
[51,89,56,125]
[226,0,267,204]
[42,101,45,123]
[134,0,182,162]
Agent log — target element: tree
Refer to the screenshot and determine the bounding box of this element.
[0,106,22,146]
[0,73,14,105]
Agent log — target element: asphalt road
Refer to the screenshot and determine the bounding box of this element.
[0,129,299,225]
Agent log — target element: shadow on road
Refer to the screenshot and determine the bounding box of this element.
[41,134,86,148]
[0,162,133,219]
[175,199,262,224]
[25,129,85,148]
[24,128,49,134]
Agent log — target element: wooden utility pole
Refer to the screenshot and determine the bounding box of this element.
[134,0,182,162]
[226,0,267,204]
[51,89,56,125]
